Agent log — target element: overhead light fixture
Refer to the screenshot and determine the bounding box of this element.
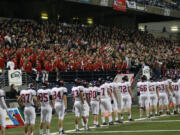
[41,12,48,20]
[87,18,93,25]
[171,26,178,32]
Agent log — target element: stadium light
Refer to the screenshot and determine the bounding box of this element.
[171,26,178,32]
[41,12,48,20]
[87,18,93,25]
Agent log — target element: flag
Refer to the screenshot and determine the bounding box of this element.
[113,0,127,12]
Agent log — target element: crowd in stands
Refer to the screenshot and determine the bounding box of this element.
[0,19,179,80]
[135,0,180,10]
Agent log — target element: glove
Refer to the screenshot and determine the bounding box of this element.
[52,109,56,115]
[111,100,114,104]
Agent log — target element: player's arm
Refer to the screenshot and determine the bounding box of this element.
[33,95,39,107]
[169,82,174,95]
[86,92,91,107]
[128,86,134,99]
[165,85,170,97]
[0,96,9,114]
[156,87,160,100]
[108,88,113,104]
[50,95,55,109]
[63,92,67,110]
[17,95,24,107]
[113,88,119,102]
[80,91,85,104]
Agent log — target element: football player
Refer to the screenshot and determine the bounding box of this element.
[100,79,114,125]
[18,84,38,135]
[89,81,101,127]
[116,76,134,122]
[157,78,170,115]
[171,78,180,114]
[107,77,120,123]
[72,79,87,131]
[37,82,54,135]
[52,80,67,135]
[149,78,159,116]
[137,75,150,118]
[0,87,9,135]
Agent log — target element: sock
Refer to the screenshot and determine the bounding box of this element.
[46,129,50,135]
[178,108,180,112]
[96,121,99,125]
[86,118,89,125]
[59,127,63,132]
[128,114,131,119]
[108,116,112,122]
[155,111,157,115]
[120,114,124,120]
[24,132,28,135]
[40,129,43,135]
[30,132,33,135]
[93,120,96,125]
[75,124,79,130]
[167,109,170,112]
[115,116,119,121]
[101,116,105,123]
[81,119,85,127]
[150,111,152,115]
[140,114,142,118]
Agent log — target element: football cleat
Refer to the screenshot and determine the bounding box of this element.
[102,122,107,125]
[109,122,114,125]
[128,119,134,121]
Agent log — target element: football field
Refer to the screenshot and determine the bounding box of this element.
[6,106,180,135]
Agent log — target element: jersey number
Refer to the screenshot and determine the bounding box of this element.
[21,94,30,103]
[140,85,147,91]
[53,91,62,99]
[39,93,48,102]
[90,90,97,98]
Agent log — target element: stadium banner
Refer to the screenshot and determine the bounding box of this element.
[113,0,127,12]
[0,108,24,129]
[114,73,134,84]
[126,0,136,9]
[8,70,22,86]
[100,0,109,6]
[164,8,170,16]
[142,65,151,80]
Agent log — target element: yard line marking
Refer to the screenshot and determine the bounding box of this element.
[64,130,180,134]
[49,113,175,135]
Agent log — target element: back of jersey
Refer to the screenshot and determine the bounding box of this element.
[52,87,67,103]
[149,82,157,95]
[37,89,52,107]
[157,81,167,93]
[100,83,110,99]
[89,86,100,101]
[0,89,5,109]
[171,81,180,93]
[20,89,36,107]
[137,81,150,95]
[117,82,130,96]
[72,86,81,101]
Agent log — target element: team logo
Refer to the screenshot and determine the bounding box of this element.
[11,71,21,79]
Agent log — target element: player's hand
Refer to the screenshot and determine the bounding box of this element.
[132,97,135,103]
[111,100,114,104]
[64,109,67,113]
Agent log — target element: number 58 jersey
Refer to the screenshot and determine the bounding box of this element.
[20,89,36,107]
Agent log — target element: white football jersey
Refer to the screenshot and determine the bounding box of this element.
[20,89,36,107]
[149,82,157,95]
[137,81,150,95]
[108,82,117,98]
[82,86,89,100]
[171,81,180,94]
[89,86,101,101]
[72,86,83,101]
[157,81,168,94]
[37,89,52,107]
[100,83,110,99]
[116,82,131,96]
[52,87,67,103]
